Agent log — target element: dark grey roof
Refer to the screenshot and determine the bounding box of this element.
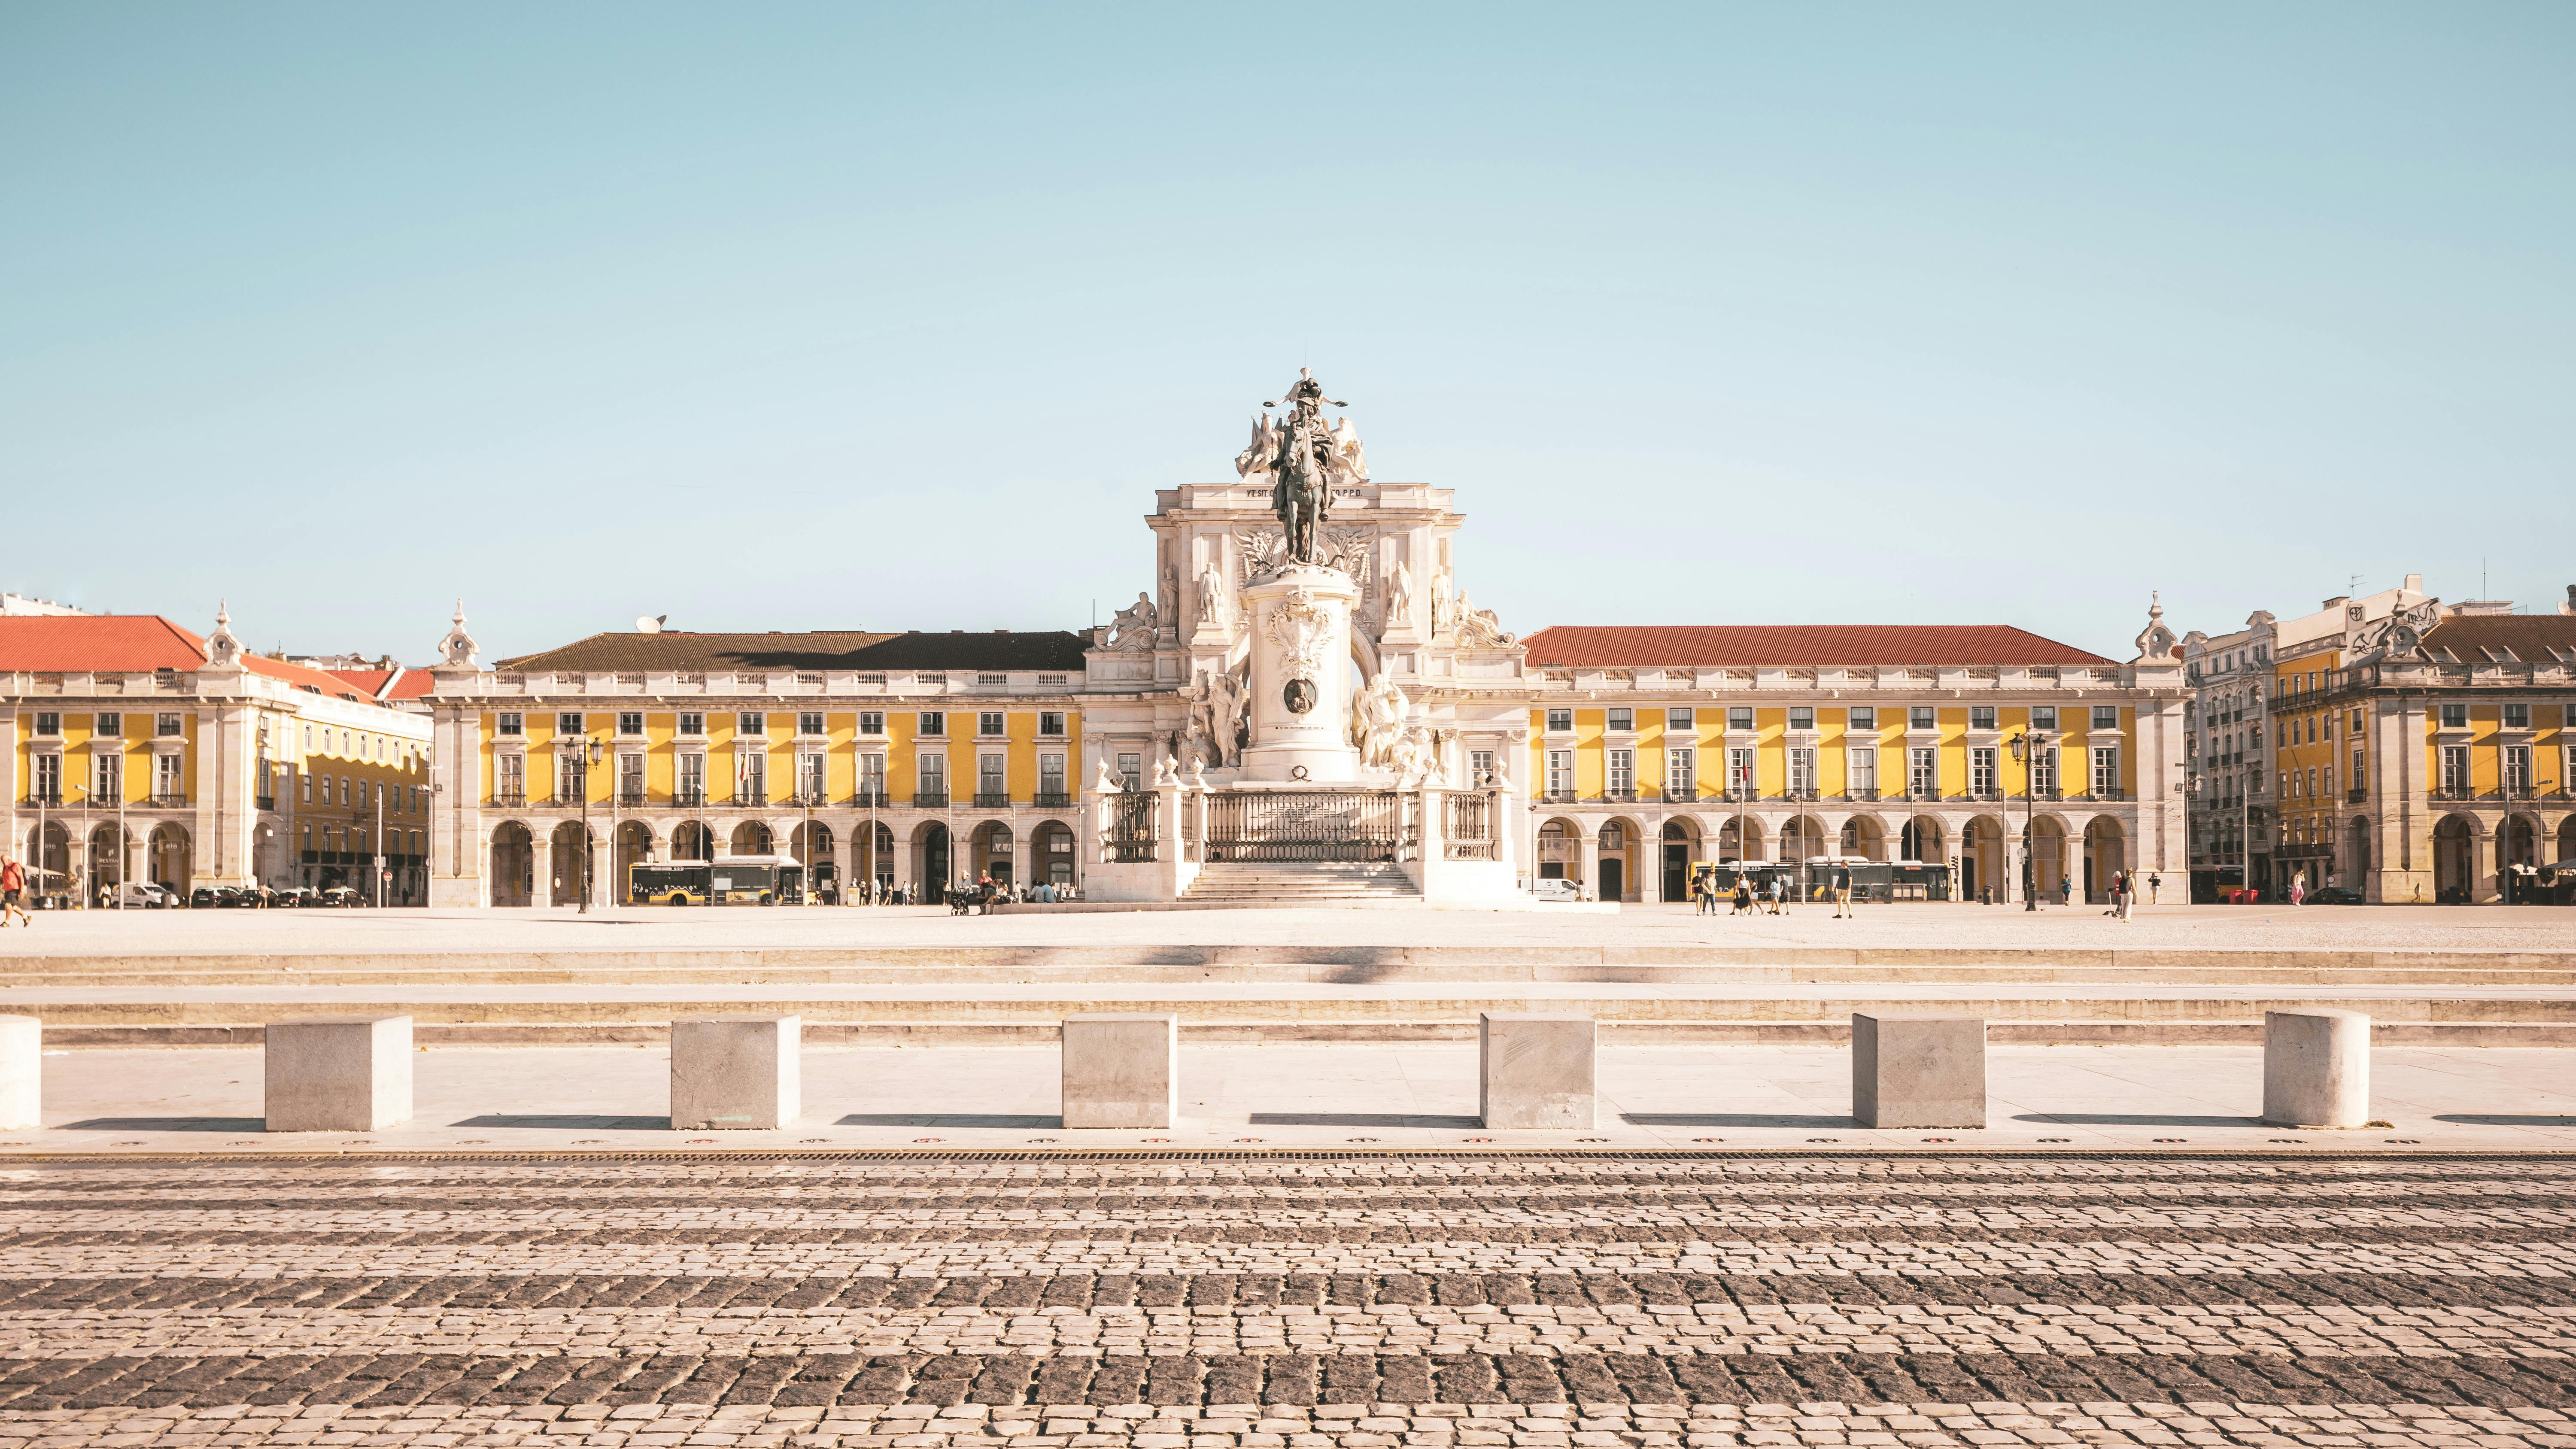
[497,630,1090,673]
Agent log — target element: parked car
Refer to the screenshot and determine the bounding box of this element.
[274,887,319,908]
[2307,886,2366,905]
[317,885,360,907]
[1525,877,1585,901]
[191,885,241,909]
[108,881,176,908]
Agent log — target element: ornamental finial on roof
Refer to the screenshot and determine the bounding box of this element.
[437,599,480,669]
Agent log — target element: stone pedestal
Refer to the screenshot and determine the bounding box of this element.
[265,1016,412,1132]
[671,1015,801,1130]
[1062,1013,1178,1128]
[0,1015,38,1131]
[1852,1013,1986,1128]
[1479,1012,1596,1129]
[1237,565,1361,785]
[2263,1009,2371,1127]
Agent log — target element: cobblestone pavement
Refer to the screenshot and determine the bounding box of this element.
[5,1154,2576,1449]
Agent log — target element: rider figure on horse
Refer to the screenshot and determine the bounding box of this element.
[1264,369,1344,563]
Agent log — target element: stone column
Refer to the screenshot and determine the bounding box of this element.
[1236,565,1362,785]
[1577,830,1601,901]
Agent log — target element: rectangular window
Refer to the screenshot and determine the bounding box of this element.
[677,753,705,803]
[97,712,121,736]
[1788,706,1814,731]
[553,712,579,735]
[1849,747,1877,794]
[492,753,521,800]
[93,752,122,799]
[155,753,182,798]
[860,753,886,799]
[2505,703,2531,729]
[618,711,644,736]
[497,712,523,736]
[1545,708,1573,733]
[1470,748,1495,785]
[799,751,826,800]
[620,752,644,800]
[1970,746,1997,796]
[1908,747,1937,795]
[1039,711,1066,737]
[738,712,766,737]
[1727,706,1754,731]
[1848,707,1876,731]
[1115,752,1140,791]
[33,711,61,737]
[677,711,705,736]
[2032,705,2057,730]
[1909,706,1936,730]
[736,751,766,801]
[2032,744,2059,796]
[556,753,586,802]
[1787,747,1816,796]
[844,710,880,736]
[1605,748,1635,795]
[799,711,826,737]
[978,711,1006,737]
[2092,705,2119,731]
[1546,748,1574,797]
[1665,747,1695,796]
[979,751,1006,799]
[915,753,947,800]
[2440,744,2469,792]
[2091,746,2120,796]
[1665,707,1693,732]
[32,754,60,802]
[300,770,312,804]
[1606,708,1634,732]
[1039,752,1067,799]
[2505,744,2532,792]
[155,713,182,737]
[1969,705,1997,731]
[2440,702,2468,729]
[1727,747,1755,796]
[918,711,945,737]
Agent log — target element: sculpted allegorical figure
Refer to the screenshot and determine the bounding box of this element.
[1095,755,1124,794]
[1383,559,1415,636]
[1107,591,1158,650]
[1349,673,1410,770]
[1196,559,1232,633]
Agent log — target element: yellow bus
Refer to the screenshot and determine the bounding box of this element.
[628,855,806,906]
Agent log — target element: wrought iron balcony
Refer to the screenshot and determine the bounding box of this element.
[1604,787,1638,802]
[2433,785,2475,801]
[2347,787,2367,803]
[852,790,892,808]
[491,791,526,808]
[254,795,276,811]
[672,788,707,808]
[619,789,648,807]
[913,790,948,808]
[735,788,768,807]
[1035,791,1074,809]
[974,790,1011,808]
[1847,787,1880,802]
[22,792,64,808]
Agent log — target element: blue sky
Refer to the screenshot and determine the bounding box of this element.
[5,4,2569,661]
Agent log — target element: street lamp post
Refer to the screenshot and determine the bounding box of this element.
[2008,728,2053,912]
[576,735,603,914]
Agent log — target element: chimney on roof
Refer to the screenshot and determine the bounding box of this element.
[2404,574,2424,594]
[2322,596,2348,611]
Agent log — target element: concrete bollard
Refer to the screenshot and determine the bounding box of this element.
[1061,1013,1178,1128]
[265,1015,412,1132]
[0,1015,38,1131]
[1853,1012,1987,1129]
[670,1015,802,1130]
[1479,1012,1596,1129]
[2263,1009,2371,1128]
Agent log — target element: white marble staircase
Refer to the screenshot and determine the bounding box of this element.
[1179,861,1420,904]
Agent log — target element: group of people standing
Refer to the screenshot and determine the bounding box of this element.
[1688,864,1861,919]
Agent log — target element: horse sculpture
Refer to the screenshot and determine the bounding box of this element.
[1272,413,1329,564]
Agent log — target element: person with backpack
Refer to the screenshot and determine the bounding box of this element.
[0,856,28,927]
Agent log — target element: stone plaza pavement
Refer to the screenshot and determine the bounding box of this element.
[3,903,2574,958]
[3,1151,2576,1449]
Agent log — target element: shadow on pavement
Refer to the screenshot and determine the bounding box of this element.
[453,1115,671,1130]
[2013,1113,2258,1126]
[2435,1114,2576,1127]
[1621,1113,1856,1128]
[63,1117,264,1133]
[1248,1112,1481,1128]
[836,1113,1060,1128]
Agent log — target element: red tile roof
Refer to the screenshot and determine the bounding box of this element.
[1520,624,2112,668]
[0,616,403,704]
[324,667,435,702]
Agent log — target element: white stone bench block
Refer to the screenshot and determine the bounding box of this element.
[0,1015,38,1131]
[265,1016,411,1132]
[2263,1008,2371,1128]
[1853,1012,1986,1128]
[670,1015,802,1130]
[1061,1013,1176,1128]
[1479,1012,1596,1129]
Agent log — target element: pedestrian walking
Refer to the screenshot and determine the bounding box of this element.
[1832,863,1853,919]
[2290,869,2307,907]
[1732,877,1752,916]
[2148,872,2161,905]
[1767,875,1786,914]
[2116,869,2134,920]
[0,856,28,927]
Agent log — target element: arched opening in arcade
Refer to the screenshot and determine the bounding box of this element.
[1716,815,1761,863]
[2434,814,2476,903]
[613,821,655,902]
[1535,819,1578,880]
[971,821,1014,888]
[1659,819,1698,902]
[1030,820,1077,886]
[2030,816,2069,902]
[547,821,594,907]
[489,822,534,907]
[791,822,836,899]
[1596,820,1635,902]
[86,823,128,900]
[670,820,713,862]
[1899,816,1942,864]
[2082,817,2126,904]
[148,824,192,895]
[730,821,773,857]
[2503,814,2541,903]
[1837,816,1886,863]
[913,821,952,903]
[1960,816,2006,903]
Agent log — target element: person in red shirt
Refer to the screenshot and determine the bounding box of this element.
[0,856,29,926]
